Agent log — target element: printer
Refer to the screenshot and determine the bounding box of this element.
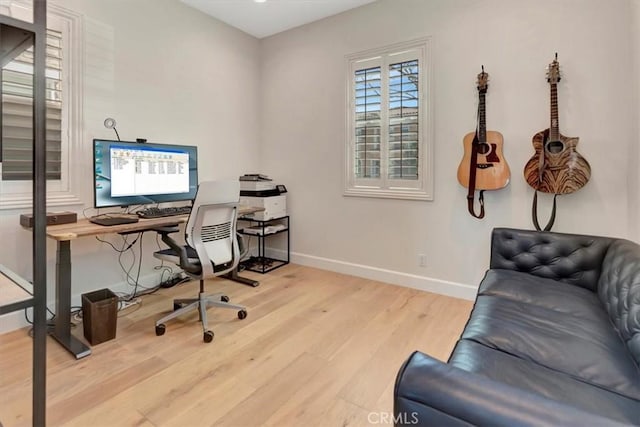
[239,175,287,221]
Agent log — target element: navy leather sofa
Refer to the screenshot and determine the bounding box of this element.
[394,228,640,426]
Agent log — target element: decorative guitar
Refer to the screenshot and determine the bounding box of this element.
[457,67,510,218]
[524,54,590,195]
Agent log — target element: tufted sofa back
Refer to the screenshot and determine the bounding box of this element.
[490,228,613,292]
[598,239,640,365]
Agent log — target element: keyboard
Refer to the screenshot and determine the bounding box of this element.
[136,206,192,219]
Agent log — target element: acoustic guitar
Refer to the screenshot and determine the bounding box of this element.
[457,67,510,218]
[524,55,590,195]
[458,69,510,191]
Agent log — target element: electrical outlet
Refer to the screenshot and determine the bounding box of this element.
[418,254,427,267]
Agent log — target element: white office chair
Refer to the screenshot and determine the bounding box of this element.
[153,180,247,343]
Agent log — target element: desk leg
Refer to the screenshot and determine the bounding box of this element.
[224,268,259,288]
[51,240,91,359]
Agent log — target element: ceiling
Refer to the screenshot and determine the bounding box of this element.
[181,0,377,39]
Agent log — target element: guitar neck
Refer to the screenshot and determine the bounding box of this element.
[550,83,560,140]
[478,92,486,142]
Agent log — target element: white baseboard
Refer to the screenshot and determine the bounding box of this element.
[290,252,477,301]
[0,311,29,335]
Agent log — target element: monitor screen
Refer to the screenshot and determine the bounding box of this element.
[93,139,198,208]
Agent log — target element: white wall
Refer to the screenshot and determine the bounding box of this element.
[1,0,637,332]
[0,0,261,332]
[260,0,636,297]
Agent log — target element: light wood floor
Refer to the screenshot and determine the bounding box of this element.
[0,264,473,427]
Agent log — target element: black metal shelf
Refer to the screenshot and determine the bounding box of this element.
[238,215,290,274]
[238,227,289,238]
[241,256,288,274]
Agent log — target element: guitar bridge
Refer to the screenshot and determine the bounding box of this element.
[477,163,494,169]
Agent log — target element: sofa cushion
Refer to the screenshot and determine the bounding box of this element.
[461,294,640,400]
[598,239,640,366]
[479,269,603,316]
[490,228,613,292]
[449,340,640,424]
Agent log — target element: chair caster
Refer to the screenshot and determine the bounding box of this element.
[203,330,214,343]
[238,310,248,320]
[155,324,166,336]
[221,295,230,302]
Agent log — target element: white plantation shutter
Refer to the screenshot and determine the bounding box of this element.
[354,66,381,178]
[388,59,418,180]
[1,28,62,180]
[346,38,432,200]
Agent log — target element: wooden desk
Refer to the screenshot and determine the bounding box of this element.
[43,206,261,359]
[46,215,190,240]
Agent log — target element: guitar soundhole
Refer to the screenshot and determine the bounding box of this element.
[546,140,564,154]
[477,142,491,155]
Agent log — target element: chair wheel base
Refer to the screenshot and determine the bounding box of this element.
[238,309,248,320]
[203,330,214,343]
[156,324,166,336]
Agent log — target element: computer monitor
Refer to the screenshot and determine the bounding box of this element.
[93,139,198,208]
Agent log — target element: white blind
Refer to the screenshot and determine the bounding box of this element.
[346,38,431,200]
[1,29,62,181]
[388,59,419,180]
[353,58,420,181]
[354,66,381,179]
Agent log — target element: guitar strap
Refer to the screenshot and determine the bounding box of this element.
[531,130,557,231]
[532,191,557,231]
[467,131,485,219]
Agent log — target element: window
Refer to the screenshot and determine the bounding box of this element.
[1,28,63,180]
[0,2,83,209]
[345,38,433,200]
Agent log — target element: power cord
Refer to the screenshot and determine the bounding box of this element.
[154,232,176,282]
[25,305,81,337]
[82,206,95,220]
[91,224,190,306]
[95,232,153,301]
[95,234,139,253]
[23,305,56,326]
[123,235,144,300]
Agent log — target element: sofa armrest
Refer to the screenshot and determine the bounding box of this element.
[489,228,613,292]
[394,351,625,427]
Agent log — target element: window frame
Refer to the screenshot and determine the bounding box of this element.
[344,37,433,201]
[0,2,84,210]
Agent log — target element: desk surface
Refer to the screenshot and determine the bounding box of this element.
[44,206,262,241]
[45,215,188,241]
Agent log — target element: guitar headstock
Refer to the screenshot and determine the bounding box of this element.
[477,65,489,94]
[546,53,561,84]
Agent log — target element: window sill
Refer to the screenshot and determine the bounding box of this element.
[0,192,83,210]
[343,188,433,201]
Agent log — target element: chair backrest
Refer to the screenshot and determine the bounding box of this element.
[186,180,240,279]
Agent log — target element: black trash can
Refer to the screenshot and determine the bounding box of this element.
[82,288,118,345]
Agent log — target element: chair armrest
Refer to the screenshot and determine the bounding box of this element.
[154,228,200,275]
[394,351,625,427]
[151,225,180,234]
